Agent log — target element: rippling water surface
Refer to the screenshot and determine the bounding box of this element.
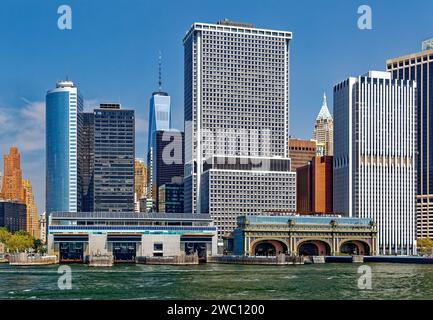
[1,263,433,300]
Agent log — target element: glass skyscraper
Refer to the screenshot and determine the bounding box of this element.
[148,92,171,143]
[146,90,172,210]
[79,112,94,212]
[46,80,83,214]
[149,130,184,212]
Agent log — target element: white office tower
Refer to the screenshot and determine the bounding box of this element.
[313,93,334,156]
[333,71,417,255]
[183,20,296,250]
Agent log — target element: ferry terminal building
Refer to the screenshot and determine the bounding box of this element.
[47,212,218,263]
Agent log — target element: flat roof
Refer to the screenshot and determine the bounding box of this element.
[50,212,212,221]
[183,21,292,43]
[386,48,433,64]
[239,215,374,226]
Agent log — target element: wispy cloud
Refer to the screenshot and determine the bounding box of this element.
[0,100,45,152]
[0,98,148,213]
[0,99,46,213]
[83,99,100,112]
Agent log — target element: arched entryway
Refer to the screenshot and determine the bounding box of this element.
[298,240,331,256]
[251,240,288,256]
[340,240,370,256]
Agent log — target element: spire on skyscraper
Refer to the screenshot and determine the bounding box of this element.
[158,51,162,92]
[313,92,334,156]
[316,92,332,121]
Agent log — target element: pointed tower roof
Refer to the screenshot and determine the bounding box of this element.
[316,92,332,121]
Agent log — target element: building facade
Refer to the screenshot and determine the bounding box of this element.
[148,130,184,212]
[147,91,172,206]
[386,40,433,240]
[134,158,147,212]
[46,80,83,214]
[79,112,95,212]
[333,71,417,255]
[183,20,296,249]
[158,180,184,213]
[0,200,27,233]
[47,212,217,263]
[200,156,295,240]
[39,212,47,243]
[233,215,377,256]
[93,104,135,212]
[22,179,39,238]
[288,138,317,171]
[1,147,39,238]
[297,156,333,215]
[313,93,333,156]
[0,147,23,202]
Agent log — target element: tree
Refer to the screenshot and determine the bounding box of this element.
[417,238,433,256]
[0,227,11,244]
[5,232,34,253]
[33,239,46,254]
[0,229,46,253]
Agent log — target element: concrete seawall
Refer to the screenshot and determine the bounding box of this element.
[208,255,304,265]
[326,256,433,264]
[9,253,58,266]
[365,256,433,264]
[137,254,199,265]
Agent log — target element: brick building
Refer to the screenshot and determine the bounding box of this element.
[297,156,333,214]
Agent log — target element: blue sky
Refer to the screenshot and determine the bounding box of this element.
[0,0,431,213]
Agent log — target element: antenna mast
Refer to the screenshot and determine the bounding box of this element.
[158,51,162,92]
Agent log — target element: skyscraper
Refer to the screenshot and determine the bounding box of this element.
[22,179,39,238]
[134,158,147,212]
[313,93,333,156]
[147,53,171,146]
[386,40,433,240]
[183,20,296,248]
[0,147,39,237]
[93,103,135,212]
[146,56,184,212]
[147,92,172,210]
[46,80,83,214]
[0,147,23,202]
[149,130,184,212]
[79,112,94,212]
[333,71,416,255]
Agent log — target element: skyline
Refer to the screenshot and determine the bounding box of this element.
[1,0,432,213]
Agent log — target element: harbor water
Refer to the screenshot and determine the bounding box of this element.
[0,262,432,300]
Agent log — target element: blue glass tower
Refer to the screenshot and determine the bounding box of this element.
[147,89,173,207]
[46,80,83,214]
